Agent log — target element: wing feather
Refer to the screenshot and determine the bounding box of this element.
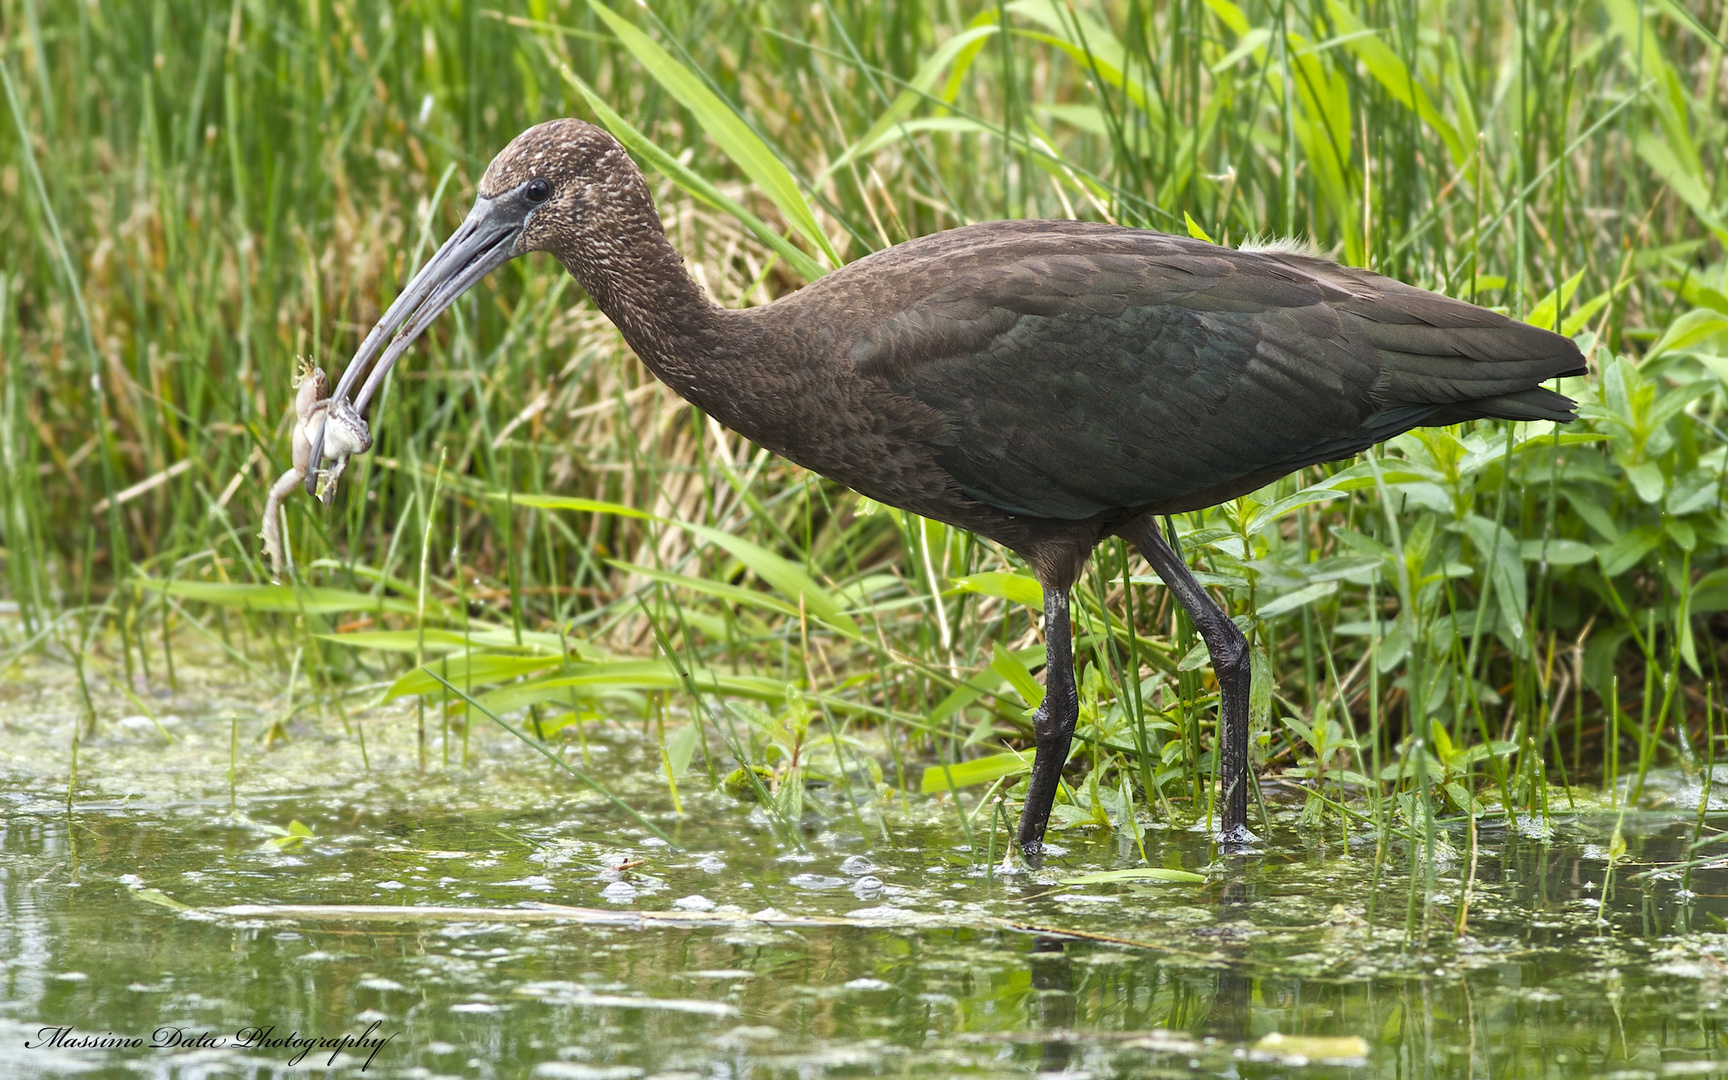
[839,223,1583,520]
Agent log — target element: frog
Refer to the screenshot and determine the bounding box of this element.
[261,359,373,579]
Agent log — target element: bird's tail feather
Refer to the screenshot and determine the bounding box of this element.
[1422,385,1579,425]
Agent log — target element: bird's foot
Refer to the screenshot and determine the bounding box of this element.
[1018,838,1046,870]
[1216,822,1259,852]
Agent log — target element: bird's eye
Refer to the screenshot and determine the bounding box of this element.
[525,177,552,203]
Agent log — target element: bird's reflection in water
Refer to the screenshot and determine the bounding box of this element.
[1028,936,1076,1072]
[1207,861,1254,1041]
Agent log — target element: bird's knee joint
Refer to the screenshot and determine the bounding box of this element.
[1212,639,1249,676]
[1034,695,1078,740]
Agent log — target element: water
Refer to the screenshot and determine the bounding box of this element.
[3,652,1727,1077]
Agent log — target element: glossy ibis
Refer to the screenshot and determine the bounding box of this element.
[308,119,1586,861]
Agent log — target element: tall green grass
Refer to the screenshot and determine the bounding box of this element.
[2,0,1725,850]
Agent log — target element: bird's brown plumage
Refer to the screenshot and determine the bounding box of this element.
[316,117,1586,858]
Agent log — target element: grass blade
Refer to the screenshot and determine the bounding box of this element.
[422,668,679,849]
[586,0,839,267]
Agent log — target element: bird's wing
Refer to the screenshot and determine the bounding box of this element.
[848,236,1580,520]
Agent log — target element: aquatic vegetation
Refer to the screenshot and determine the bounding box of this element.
[4,692,1728,1076]
[1,0,1725,856]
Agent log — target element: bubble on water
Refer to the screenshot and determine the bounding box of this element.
[789,873,846,891]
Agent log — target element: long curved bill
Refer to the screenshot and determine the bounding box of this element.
[305,194,524,492]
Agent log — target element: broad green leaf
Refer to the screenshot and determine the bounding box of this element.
[138,578,417,616]
[665,722,699,777]
[1332,619,1395,636]
[478,662,784,716]
[1637,137,1728,243]
[840,116,1001,165]
[1561,287,1617,337]
[1324,0,1466,165]
[608,559,800,620]
[1563,488,1620,542]
[1599,524,1662,577]
[1178,638,1214,672]
[678,521,860,637]
[949,570,1044,608]
[823,25,1000,180]
[505,492,858,636]
[991,640,1046,708]
[1654,0,1728,50]
[1204,0,1251,36]
[1697,353,1728,386]
[1456,431,1607,477]
[1211,26,1271,72]
[317,628,583,655]
[1462,514,1527,642]
[1060,867,1205,884]
[1244,486,1346,533]
[1648,380,1717,430]
[1331,527,1394,559]
[587,1,839,267]
[386,653,567,700]
[919,750,1031,792]
[1430,718,1457,763]
[1041,102,1110,134]
[1257,579,1339,619]
[1453,739,1519,766]
[1667,467,1724,516]
[318,629,478,654]
[1648,308,1728,359]
[1249,646,1273,727]
[1666,516,1697,552]
[1691,569,1728,614]
[1524,269,1585,333]
[1306,555,1384,582]
[556,65,826,282]
[929,645,1046,723]
[1444,782,1480,815]
[1376,623,1411,672]
[929,669,1004,725]
[1003,0,1158,120]
[1518,538,1596,566]
[1626,460,1667,504]
[1317,461,1442,490]
[505,493,651,518]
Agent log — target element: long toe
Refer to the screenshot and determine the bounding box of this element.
[1019,838,1045,869]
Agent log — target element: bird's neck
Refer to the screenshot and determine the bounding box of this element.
[557,215,737,406]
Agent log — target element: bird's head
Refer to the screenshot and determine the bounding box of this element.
[479,118,656,260]
[306,119,651,491]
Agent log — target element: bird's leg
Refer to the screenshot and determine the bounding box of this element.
[1017,582,1077,866]
[1124,518,1253,845]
